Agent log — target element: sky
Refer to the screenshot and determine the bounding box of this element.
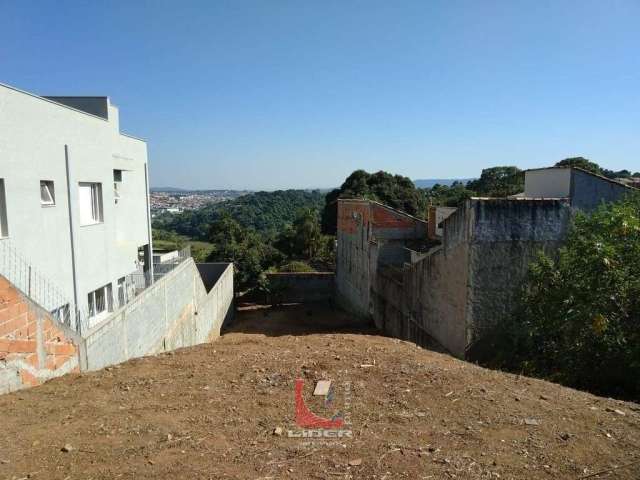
[1,1,638,190]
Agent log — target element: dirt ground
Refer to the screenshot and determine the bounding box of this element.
[1,303,640,480]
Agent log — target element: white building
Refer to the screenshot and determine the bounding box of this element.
[0,83,153,330]
[523,166,634,211]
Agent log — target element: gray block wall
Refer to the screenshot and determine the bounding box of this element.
[81,259,233,371]
[570,169,633,212]
[336,198,573,358]
[265,272,334,304]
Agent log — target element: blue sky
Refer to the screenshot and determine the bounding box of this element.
[1,1,638,190]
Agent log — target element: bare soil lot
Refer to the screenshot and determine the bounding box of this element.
[1,303,639,479]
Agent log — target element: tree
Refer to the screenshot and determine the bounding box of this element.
[489,193,640,399]
[275,208,329,261]
[424,181,475,207]
[555,157,603,175]
[466,166,524,197]
[321,170,427,234]
[206,214,283,290]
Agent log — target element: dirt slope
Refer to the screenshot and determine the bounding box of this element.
[1,304,639,480]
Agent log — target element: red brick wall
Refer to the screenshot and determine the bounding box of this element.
[337,201,371,235]
[371,204,421,230]
[0,276,79,392]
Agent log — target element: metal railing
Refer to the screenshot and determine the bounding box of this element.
[0,239,73,325]
[0,241,191,334]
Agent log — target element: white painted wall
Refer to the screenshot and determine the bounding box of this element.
[0,83,151,326]
[524,168,571,198]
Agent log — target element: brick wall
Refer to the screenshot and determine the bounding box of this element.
[0,276,79,393]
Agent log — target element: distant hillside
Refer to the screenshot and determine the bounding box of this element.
[414,178,474,188]
[152,189,326,239]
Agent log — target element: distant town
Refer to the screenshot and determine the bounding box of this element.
[149,188,250,215]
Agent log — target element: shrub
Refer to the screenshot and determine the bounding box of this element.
[489,193,640,399]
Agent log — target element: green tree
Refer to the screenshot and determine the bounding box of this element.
[206,214,283,290]
[274,209,327,260]
[424,181,475,207]
[321,170,427,234]
[490,193,640,399]
[555,157,603,175]
[466,166,524,197]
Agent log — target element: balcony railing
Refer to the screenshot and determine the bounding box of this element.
[0,240,191,335]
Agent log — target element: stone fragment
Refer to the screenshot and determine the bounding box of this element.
[313,380,332,396]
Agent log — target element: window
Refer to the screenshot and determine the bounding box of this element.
[51,303,70,324]
[113,170,122,203]
[0,179,8,238]
[87,283,113,319]
[40,180,55,206]
[117,276,126,306]
[79,182,103,225]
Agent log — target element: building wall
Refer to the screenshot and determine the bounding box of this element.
[336,198,572,358]
[336,200,373,317]
[81,259,233,371]
[428,206,457,239]
[336,200,428,319]
[0,259,234,392]
[402,207,472,355]
[265,272,334,304]
[570,168,633,212]
[0,276,80,394]
[0,83,150,325]
[465,199,571,352]
[524,168,571,198]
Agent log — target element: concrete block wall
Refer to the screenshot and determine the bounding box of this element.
[81,259,233,371]
[336,197,572,358]
[265,272,334,304]
[570,168,634,212]
[0,276,80,394]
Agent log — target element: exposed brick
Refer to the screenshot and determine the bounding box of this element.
[20,369,39,387]
[0,317,21,336]
[45,356,56,370]
[45,342,76,356]
[6,303,27,323]
[25,352,39,368]
[0,338,38,353]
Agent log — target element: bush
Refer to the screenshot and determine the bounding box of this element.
[488,193,640,399]
[278,261,316,273]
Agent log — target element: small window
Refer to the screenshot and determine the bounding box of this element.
[113,170,122,203]
[51,303,70,324]
[87,283,113,318]
[0,179,8,238]
[79,182,103,225]
[40,180,55,206]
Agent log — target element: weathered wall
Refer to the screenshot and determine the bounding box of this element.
[428,206,457,239]
[465,199,572,352]
[81,259,233,371]
[570,168,633,212]
[0,276,81,394]
[524,168,571,198]
[265,272,334,304]
[335,200,428,318]
[337,197,573,358]
[336,200,374,317]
